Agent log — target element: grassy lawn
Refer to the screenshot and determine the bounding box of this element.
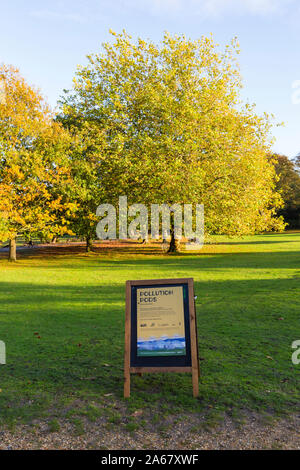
[0,233,299,430]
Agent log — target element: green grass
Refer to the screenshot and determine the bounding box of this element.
[0,232,299,427]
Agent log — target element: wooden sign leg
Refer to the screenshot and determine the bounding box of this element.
[192,366,199,398]
[124,281,131,398]
[188,279,199,398]
[124,368,130,398]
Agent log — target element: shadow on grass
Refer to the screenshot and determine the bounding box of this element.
[214,240,297,245]
[4,249,298,272]
[1,232,299,261]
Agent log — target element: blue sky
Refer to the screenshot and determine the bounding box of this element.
[1,0,299,157]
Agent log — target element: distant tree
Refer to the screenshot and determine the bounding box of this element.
[0,65,73,261]
[271,154,300,228]
[59,31,285,251]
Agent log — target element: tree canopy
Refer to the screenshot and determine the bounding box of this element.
[1,33,288,258]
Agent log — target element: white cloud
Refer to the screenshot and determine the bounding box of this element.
[116,0,181,14]
[30,9,86,23]
[29,0,296,23]
[197,0,293,18]
[118,0,294,17]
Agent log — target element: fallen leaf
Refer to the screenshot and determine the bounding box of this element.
[131,409,143,417]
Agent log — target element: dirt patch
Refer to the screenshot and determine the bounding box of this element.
[0,413,299,450]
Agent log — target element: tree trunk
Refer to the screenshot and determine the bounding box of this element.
[86,237,93,252]
[167,230,180,253]
[9,238,17,261]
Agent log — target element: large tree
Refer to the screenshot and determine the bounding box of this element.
[59,31,285,250]
[0,65,73,260]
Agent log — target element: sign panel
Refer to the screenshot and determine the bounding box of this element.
[124,278,200,398]
[136,286,186,357]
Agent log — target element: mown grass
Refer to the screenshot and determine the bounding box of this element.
[0,232,299,427]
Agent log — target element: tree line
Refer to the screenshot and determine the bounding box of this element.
[1,31,297,261]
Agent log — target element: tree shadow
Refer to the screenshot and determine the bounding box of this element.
[1,233,299,260]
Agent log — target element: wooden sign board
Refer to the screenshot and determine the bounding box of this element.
[124,278,200,398]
